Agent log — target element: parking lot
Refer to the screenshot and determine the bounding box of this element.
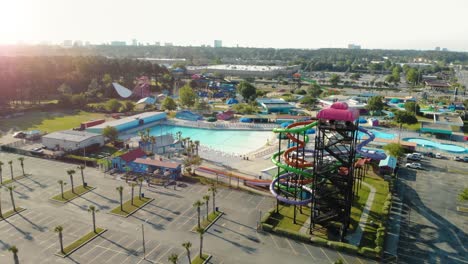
[397,157,468,264]
[0,152,377,264]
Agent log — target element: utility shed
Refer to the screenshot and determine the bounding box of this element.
[42,130,104,151]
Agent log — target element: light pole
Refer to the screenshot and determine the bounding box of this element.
[138,219,148,259]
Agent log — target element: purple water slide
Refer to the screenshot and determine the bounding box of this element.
[357,127,387,160]
[269,173,313,205]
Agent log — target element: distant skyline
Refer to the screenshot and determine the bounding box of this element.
[1,0,467,51]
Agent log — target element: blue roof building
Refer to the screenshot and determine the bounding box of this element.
[256,98,296,114]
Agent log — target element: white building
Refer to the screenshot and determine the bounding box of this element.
[42,130,104,151]
[214,40,222,48]
[186,64,300,78]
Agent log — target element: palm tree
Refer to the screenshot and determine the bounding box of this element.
[58,180,67,199]
[196,227,205,258]
[150,136,156,153]
[125,166,132,183]
[116,186,124,211]
[193,200,203,229]
[17,157,25,176]
[66,169,76,194]
[8,160,13,180]
[0,188,2,216]
[8,245,19,264]
[182,241,192,264]
[87,205,99,233]
[208,185,218,213]
[0,161,4,185]
[130,183,137,205]
[203,195,210,220]
[6,185,16,211]
[168,253,179,264]
[137,177,144,199]
[194,140,200,156]
[54,225,64,253]
[77,165,86,186]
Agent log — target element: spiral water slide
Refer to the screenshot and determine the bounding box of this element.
[269,121,318,205]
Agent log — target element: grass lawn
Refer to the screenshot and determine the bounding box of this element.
[51,185,95,202]
[0,175,27,186]
[359,169,389,248]
[0,207,25,220]
[110,197,152,217]
[0,111,106,133]
[192,254,210,264]
[60,228,106,256]
[265,204,310,232]
[194,211,222,231]
[349,182,371,233]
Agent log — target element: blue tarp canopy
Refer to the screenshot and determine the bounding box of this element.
[281,121,293,128]
[306,129,316,134]
[226,98,239,105]
[240,117,252,123]
[358,117,367,123]
[390,98,400,104]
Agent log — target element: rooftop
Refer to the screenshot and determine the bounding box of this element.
[118,148,146,162]
[91,112,166,129]
[43,130,102,142]
[134,158,181,169]
[187,64,297,72]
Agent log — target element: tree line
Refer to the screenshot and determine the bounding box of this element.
[0,56,172,109]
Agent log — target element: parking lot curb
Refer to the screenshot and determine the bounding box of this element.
[49,186,96,204]
[191,211,224,233]
[0,207,26,221]
[54,228,107,258]
[107,198,154,218]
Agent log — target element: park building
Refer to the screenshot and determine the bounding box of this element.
[42,130,104,151]
[186,64,300,78]
[86,112,167,134]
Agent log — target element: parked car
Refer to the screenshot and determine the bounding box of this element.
[435,153,443,159]
[405,163,422,169]
[13,131,26,138]
[425,152,435,158]
[454,156,462,161]
[464,156,468,162]
[412,153,424,159]
[406,154,421,161]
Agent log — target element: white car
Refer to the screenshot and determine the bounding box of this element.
[412,153,424,159]
[435,153,442,159]
[405,163,422,169]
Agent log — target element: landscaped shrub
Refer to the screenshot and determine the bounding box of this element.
[261,223,273,232]
[310,236,328,246]
[327,241,359,254]
[273,227,310,242]
[359,247,378,258]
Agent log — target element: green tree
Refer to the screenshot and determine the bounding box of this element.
[237,81,257,102]
[299,96,317,108]
[102,74,113,97]
[67,169,76,194]
[404,101,420,115]
[58,180,67,199]
[161,97,177,110]
[182,242,192,264]
[102,126,119,143]
[329,74,341,86]
[208,185,217,213]
[106,99,122,112]
[8,245,19,264]
[395,110,418,140]
[121,101,135,112]
[116,186,124,211]
[458,188,468,202]
[168,253,179,264]
[383,143,405,158]
[406,68,421,85]
[6,185,16,211]
[57,83,72,94]
[130,183,137,205]
[71,93,87,107]
[137,177,144,199]
[196,227,205,258]
[203,195,210,220]
[194,100,210,111]
[193,200,203,229]
[54,225,65,254]
[179,85,197,107]
[366,96,385,114]
[77,165,86,186]
[17,157,25,176]
[350,73,361,80]
[231,103,258,114]
[307,83,322,97]
[87,205,99,233]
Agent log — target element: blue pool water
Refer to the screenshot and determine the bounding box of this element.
[403,138,467,153]
[148,125,272,154]
[358,129,396,140]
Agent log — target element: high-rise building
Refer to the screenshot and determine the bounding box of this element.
[154,41,160,46]
[63,40,73,47]
[348,44,361,49]
[111,41,127,46]
[435,47,441,51]
[214,40,222,48]
[442,48,448,51]
[132,39,137,46]
[73,40,83,46]
[164,42,173,46]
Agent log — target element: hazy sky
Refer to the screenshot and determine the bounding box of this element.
[1,0,467,51]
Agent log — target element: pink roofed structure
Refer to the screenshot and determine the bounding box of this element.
[317,102,359,121]
[133,76,152,99]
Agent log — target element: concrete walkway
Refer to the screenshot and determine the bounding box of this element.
[346,181,376,245]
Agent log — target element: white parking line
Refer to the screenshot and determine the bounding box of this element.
[285,238,298,255]
[302,243,318,262]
